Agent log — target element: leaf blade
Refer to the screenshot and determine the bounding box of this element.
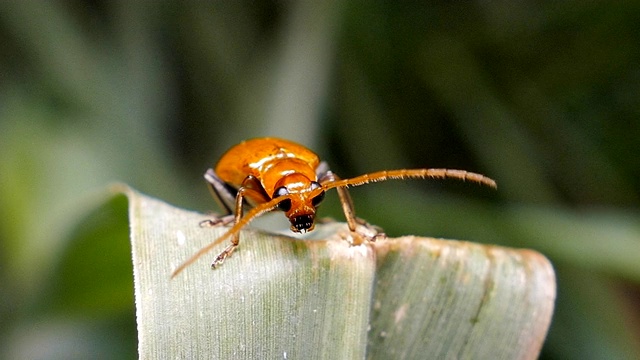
[126,188,555,359]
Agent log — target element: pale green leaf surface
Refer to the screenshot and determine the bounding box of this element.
[126,187,555,359]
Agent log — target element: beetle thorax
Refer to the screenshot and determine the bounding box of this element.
[261,158,317,197]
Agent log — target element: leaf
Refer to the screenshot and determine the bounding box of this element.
[125,187,555,359]
[44,193,133,316]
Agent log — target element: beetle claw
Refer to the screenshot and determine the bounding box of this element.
[200,214,235,228]
[211,243,237,269]
[354,218,386,243]
[342,221,386,246]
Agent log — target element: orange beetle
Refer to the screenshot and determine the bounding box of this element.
[171,137,496,277]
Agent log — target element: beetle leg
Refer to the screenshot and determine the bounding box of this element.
[318,170,358,230]
[210,187,244,268]
[199,216,235,228]
[203,169,238,226]
[318,170,385,245]
[239,175,271,205]
[211,243,238,268]
[315,161,330,178]
[210,184,271,268]
[203,171,271,228]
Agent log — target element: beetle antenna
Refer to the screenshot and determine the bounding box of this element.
[321,168,497,192]
[171,195,292,278]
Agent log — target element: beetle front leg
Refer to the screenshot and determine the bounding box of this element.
[211,242,238,269]
[210,186,245,268]
[210,185,269,268]
[318,170,386,245]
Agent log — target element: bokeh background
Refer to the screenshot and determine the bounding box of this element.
[1,2,639,359]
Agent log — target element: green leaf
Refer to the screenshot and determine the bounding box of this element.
[125,187,555,359]
[43,193,133,316]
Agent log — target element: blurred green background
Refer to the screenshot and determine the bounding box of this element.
[1,1,639,359]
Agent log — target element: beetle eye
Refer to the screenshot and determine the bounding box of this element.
[311,191,325,207]
[273,186,291,212]
[273,186,289,198]
[278,198,292,212]
[309,181,325,207]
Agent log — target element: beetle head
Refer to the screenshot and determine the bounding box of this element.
[272,173,326,233]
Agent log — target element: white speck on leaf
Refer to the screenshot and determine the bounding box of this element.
[176,230,186,246]
[394,303,409,324]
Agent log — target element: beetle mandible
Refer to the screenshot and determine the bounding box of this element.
[171,137,496,277]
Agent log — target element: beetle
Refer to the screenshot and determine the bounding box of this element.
[171,137,496,277]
